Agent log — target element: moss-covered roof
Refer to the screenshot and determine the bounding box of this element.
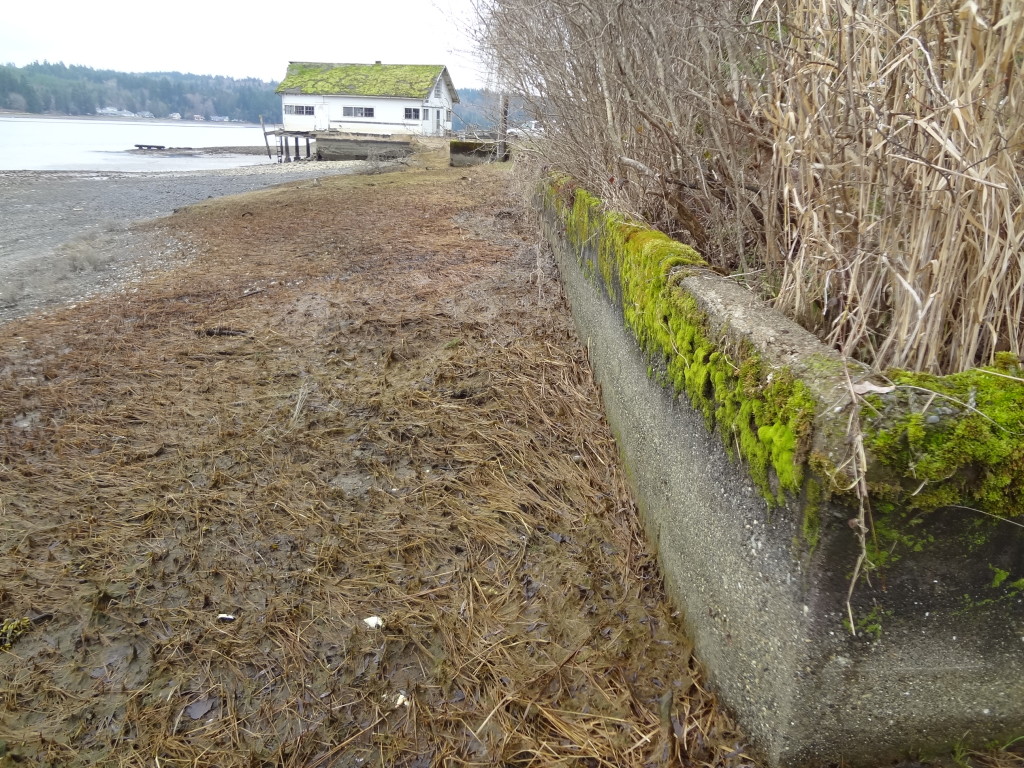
[275,62,458,102]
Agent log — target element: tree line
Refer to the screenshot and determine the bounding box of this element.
[1,65,513,130]
[0,61,281,123]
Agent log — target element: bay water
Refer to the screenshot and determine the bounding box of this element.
[0,114,278,172]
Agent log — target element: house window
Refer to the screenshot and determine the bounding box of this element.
[433,81,442,99]
[284,105,314,115]
[343,106,375,118]
[404,108,420,120]
[422,108,429,121]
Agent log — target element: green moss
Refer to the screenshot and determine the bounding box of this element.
[802,478,824,549]
[804,352,847,375]
[276,62,445,98]
[865,356,1024,521]
[958,565,1024,612]
[991,566,1010,588]
[554,184,816,504]
[858,356,1024,568]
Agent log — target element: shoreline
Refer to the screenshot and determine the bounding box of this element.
[0,145,289,174]
[0,109,265,126]
[0,155,343,180]
[126,144,274,156]
[0,145,287,175]
[0,160,373,326]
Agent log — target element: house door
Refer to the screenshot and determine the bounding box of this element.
[434,108,440,134]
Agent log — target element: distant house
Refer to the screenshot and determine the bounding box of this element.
[96,107,136,118]
[275,61,458,137]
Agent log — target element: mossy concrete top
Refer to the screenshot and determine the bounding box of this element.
[275,62,459,102]
[552,181,871,504]
[550,179,1024,526]
[678,272,869,484]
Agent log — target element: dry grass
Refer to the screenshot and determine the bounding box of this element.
[0,165,751,767]
[760,0,1024,373]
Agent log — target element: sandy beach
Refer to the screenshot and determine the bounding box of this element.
[0,159,368,325]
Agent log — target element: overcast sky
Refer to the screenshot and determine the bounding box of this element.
[1,0,490,89]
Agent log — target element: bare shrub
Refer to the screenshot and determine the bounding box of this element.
[57,237,119,274]
[474,0,773,267]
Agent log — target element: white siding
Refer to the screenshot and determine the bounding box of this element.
[322,95,427,135]
[421,75,455,135]
[280,94,329,131]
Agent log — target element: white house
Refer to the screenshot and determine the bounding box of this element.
[276,62,459,136]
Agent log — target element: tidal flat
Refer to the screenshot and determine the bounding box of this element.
[0,161,366,325]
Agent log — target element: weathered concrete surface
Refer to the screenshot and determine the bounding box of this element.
[449,139,496,167]
[314,135,412,161]
[542,200,1024,767]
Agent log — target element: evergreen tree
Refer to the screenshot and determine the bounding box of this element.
[1,62,279,121]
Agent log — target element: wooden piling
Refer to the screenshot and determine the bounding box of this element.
[496,93,509,162]
[259,115,273,160]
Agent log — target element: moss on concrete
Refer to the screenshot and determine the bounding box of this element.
[449,140,491,154]
[549,180,1024,568]
[554,184,816,504]
[865,353,1024,522]
[842,604,889,640]
[801,478,824,549]
[277,62,443,99]
[952,565,1024,615]
[854,353,1024,569]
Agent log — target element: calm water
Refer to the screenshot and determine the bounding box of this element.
[0,114,277,172]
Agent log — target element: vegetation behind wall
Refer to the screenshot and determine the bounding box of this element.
[475,0,1024,375]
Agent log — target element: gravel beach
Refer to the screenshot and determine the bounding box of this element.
[0,159,370,325]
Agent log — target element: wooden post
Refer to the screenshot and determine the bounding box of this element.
[496,93,509,162]
[294,136,300,161]
[305,137,311,158]
[259,115,273,159]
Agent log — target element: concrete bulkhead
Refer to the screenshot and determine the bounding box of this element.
[542,181,1024,767]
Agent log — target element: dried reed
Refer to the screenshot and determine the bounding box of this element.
[760,0,1024,372]
[478,0,1024,374]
